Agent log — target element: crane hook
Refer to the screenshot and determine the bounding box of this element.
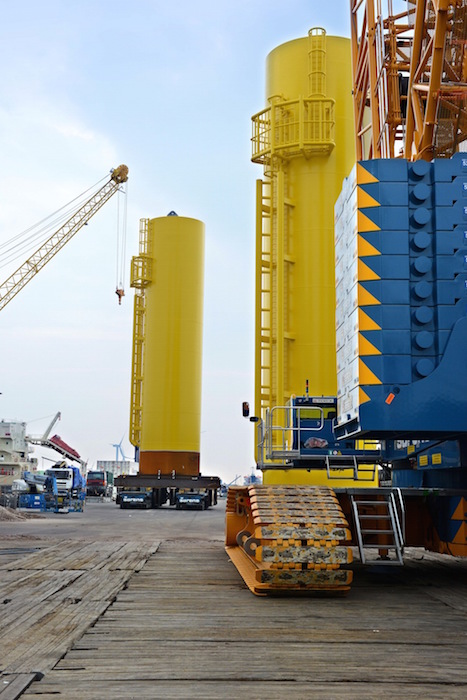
[115,287,125,305]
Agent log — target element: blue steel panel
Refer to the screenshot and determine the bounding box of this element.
[433,178,467,205]
[435,227,467,254]
[411,330,435,352]
[359,279,410,304]
[409,182,432,205]
[353,318,467,436]
[362,355,413,383]
[359,230,409,254]
[436,252,467,279]
[337,157,467,441]
[360,182,409,205]
[412,357,437,377]
[411,231,433,254]
[412,305,434,326]
[417,441,461,470]
[360,255,410,279]
[359,158,408,181]
[410,208,434,229]
[360,206,409,230]
[408,159,432,182]
[392,470,424,487]
[436,301,467,329]
[436,276,467,304]
[434,202,467,228]
[410,257,435,282]
[433,152,467,181]
[438,329,459,354]
[360,329,412,354]
[361,305,412,329]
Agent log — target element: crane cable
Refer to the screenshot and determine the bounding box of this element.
[0,175,108,272]
[115,181,128,305]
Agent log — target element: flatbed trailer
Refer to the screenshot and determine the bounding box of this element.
[115,474,220,509]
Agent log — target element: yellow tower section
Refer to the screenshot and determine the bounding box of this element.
[129,214,205,477]
[252,29,363,485]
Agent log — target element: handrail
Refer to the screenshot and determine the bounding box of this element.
[251,96,335,164]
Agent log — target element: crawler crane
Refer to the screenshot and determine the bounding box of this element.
[226,2,467,595]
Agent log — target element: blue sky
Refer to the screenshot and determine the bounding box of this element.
[0,1,351,483]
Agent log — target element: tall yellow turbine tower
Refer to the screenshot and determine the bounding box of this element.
[129,214,205,476]
[252,29,357,485]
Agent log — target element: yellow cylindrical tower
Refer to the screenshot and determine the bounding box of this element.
[130,214,205,476]
[252,29,366,485]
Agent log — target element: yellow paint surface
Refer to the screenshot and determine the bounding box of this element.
[140,216,204,454]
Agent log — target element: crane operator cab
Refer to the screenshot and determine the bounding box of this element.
[289,396,381,477]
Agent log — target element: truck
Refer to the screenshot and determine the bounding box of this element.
[86,470,114,498]
[45,461,86,511]
[46,462,86,496]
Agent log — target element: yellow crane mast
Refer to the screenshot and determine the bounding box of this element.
[0,164,128,311]
[350,0,467,161]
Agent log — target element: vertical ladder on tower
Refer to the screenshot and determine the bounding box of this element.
[350,489,405,565]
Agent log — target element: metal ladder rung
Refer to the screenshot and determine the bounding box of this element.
[350,491,405,566]
[353,499,388,506]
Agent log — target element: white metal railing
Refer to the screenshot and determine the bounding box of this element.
[256,403,327,467]
[255,402,381,479]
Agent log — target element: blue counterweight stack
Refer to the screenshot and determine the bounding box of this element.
[335,154,467,441]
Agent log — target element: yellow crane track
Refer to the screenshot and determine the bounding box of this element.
[225,484,353,595]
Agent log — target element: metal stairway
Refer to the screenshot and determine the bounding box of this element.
[325,454,376,482]
[350,489,405,565]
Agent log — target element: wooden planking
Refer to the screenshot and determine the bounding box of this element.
[16,680,467,700]
[37,644,466,684]
[0,540,159,572]
[22,539,467,699]
[0,673,41,700]
[0,540,160,676]
[0,519,464,699]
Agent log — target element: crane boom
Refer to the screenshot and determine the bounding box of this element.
[350,0,467,161]
[0,164,128,311]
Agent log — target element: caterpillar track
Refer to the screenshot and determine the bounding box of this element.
[225,484,353,595]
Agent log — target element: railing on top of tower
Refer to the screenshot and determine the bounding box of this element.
[251,28,336,163]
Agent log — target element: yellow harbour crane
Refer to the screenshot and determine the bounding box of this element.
[0,164,128,311]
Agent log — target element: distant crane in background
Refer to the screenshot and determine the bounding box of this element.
[27,412,86,467]
[0,164,129,311]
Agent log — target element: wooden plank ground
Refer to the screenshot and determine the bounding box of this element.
[0,540,160,680]
[21,539,467,700]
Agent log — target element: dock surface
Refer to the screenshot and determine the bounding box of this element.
[0,500,466,699]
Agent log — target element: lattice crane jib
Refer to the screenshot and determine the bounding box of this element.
[0,165,128,311]
[350,0,467,161]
